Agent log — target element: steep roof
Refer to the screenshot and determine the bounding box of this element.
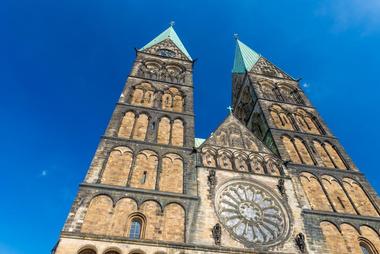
[232,39,261,73]
[140,26,192,60]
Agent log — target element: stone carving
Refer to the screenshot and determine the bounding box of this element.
[295,233,306,253]
[251,58,292,79]
[137,59,186,84]
[142,38,189,60]
[215,180,289,247]
[207,169,217,199]
[204,115,272,154]
[212,223,222,245]
[277,179,286,198]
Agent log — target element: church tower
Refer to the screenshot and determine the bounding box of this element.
[53,25,199,254]
[53,27,380,254]
[232,39,380,253]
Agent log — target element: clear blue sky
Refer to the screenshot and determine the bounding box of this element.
[1,1,380,253]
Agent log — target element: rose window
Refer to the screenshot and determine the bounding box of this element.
[215,180,289,247]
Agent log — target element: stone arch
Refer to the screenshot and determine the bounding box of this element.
[139,200,162,240]
[201,147,217,167]
[294,137,314,165]
[173,94,184,112]
[171,118,184,146]
[313,140,335,168]
[299,172,332,211]
[342,178,379,217]
[217,149,233,170]
[109,197,138,237]
[233,151,249,172]
[78,247,97,254]
[163,203,185,242]
[291,89,305,105]
[341,223,362,254]
[265,157,282,176]
[162,87,184,112]
[159,153,184,193]
[101,146,133,186]
[269,105,294,130]
[131,82,155,107]
[259,81,276,100]
[294,108,320,134]
[165,64,186,83]
[103,248,122,254]
[137,59,162,80]
[321,175,356,214]
[249,153,266,174]
[320,221,349,254]
[282,135,301,163]
[324,142,347,169]
[278,84,295,103]
[118,111,135,138]
[81,195,113,235]
[130,150,158,190]
[161,93,172,111]
[157,116,171,144]
[128,249,146,254]
[132,113,149,141]
[359,226,380,252]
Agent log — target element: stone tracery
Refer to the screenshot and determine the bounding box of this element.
[215,180,289,247]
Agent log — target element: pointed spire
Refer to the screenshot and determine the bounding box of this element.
[140,24,192,60]
[232,39,261,73]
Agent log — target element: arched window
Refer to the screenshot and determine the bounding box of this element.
[129,217,143,239]
[132,113,149,141]
[171,119,184,146]
[118,111,135,138]
[104,251,120,254]
[360,241,375,254]
[161,87,184,112]
[78,249,96,254]
[157,117,171,144]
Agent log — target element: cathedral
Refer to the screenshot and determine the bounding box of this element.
[53,25,380,254]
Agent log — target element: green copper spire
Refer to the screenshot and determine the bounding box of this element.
[141,25,192,60]
[232,39,261,73]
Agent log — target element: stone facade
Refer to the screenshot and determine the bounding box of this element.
[53,27,380,254]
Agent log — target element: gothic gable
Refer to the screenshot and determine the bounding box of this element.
[251,57,293,80]
[202,114,273,154]
[142,39,190,61]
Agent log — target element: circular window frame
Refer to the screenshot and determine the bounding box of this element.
[214,178,292,248]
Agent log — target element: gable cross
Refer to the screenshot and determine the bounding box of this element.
[227,106,233,114]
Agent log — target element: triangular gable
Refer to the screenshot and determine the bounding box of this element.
[251,57,293,80]
[201,114,273,154]
[140,26,192,60]
[142,39,190,61]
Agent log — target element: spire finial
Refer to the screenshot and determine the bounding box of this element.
[170,21,175,27]
[233,33,239,40]
[227,106,233,114]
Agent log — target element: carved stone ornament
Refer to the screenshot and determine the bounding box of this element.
[295,232,306,253]
[277,179,286,198]
[212,223,222,245]
[215,180,290,247]
[207,169,217,200]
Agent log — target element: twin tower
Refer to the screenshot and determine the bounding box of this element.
[53,26,380,254]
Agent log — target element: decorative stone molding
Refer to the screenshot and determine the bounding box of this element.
[215,179,291,247]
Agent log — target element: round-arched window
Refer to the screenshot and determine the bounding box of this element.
[79,249,96,254]
[359,239,377,254]
[129,217,143,239]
